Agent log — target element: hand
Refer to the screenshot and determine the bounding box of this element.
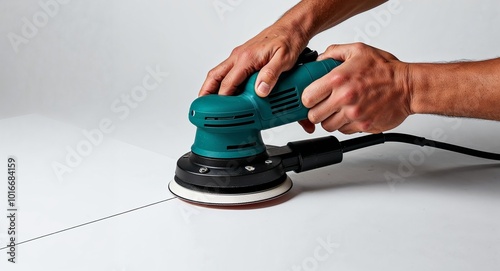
[301,43,412,134]
[198,24,308,97]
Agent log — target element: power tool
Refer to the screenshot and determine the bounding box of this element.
[169,48,500,206]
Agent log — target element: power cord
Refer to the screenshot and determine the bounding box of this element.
[341,133,500,160]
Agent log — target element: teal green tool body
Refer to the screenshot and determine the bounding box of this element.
[190,59,342,158]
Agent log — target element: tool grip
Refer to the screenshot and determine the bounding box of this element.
[188,57,342,159]
[245,59,343,129]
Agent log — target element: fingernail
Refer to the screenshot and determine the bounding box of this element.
[257,81,271,96]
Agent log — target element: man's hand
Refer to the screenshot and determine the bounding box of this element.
[301,43,412,134]
[198,24,308,97]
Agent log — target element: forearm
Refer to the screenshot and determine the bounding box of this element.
[409,58,500,120]
[274,0,387,41]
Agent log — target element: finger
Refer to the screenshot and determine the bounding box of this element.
[338,123,361,135]
[199,61,233,96]
[307,95,340,124]
[338,120,374,134]
[255,49,296,97]
[303,54,359,109]
[319,110,350,133]
[338,122,362,135]
[219,62,256,96]
[302,75,334,109]
[320,43,397,64]
[298,119,315,133]
[306,80,358,124]
[317,43,359,62]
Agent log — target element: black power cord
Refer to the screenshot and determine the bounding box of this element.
[341,133,500,160]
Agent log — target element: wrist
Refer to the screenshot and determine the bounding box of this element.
[273,1,320,44]
[397,62,416,116]
[407,63,436,115]
[272,19,311,51]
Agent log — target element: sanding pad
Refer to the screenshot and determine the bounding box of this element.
[168,176,293,206]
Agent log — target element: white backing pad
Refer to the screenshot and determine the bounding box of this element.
[168,176,293,206]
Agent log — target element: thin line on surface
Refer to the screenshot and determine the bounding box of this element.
[0,197,177,250]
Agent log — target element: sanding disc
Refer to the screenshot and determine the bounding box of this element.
[168,176,292,206]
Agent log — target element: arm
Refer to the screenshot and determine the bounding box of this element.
[199,0,387,97]
[276,0,387,40]
[410,59,500,120]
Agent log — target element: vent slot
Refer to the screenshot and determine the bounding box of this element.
[270,99,299,110]
[268,87,296,99]
[205,113,254,120]
[268,87,300,114]
[227,142,257,150]
[272,104,300,114]
[269,93,296,104]
[204,120,255,128]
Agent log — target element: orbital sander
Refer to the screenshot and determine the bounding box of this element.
[169,48,500,206]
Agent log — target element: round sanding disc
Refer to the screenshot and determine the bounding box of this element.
[168,176,293,206]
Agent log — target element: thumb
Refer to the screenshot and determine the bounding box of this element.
[255,54,294,97]
[317,44,356,62]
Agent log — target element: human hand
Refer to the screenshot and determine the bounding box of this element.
[301,43,412,134]
[198,24,308,97]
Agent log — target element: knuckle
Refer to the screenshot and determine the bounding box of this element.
[231,45,243,56]
[359,121,372,132]
[238,48,254,61]
[329,72,349,86]
[340,89,358,105]
[352,42,367,51]
[207,67,220,79]
[207,68,221,80]
[326,44,338,53]
[346,106,362,120]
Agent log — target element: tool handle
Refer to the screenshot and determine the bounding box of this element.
[188,56,342,159]
[243,59,343,129]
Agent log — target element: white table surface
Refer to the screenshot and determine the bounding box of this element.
[0,114,499,271]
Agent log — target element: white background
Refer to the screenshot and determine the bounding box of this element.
[1,0,500,270]
[2,0,500,152]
